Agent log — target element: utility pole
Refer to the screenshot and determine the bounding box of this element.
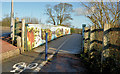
[11,0,14,35]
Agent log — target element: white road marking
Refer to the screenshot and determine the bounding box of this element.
[10,35,72,73]
[10,62,38,73]
[33,36,72,72]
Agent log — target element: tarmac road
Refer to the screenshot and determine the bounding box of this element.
[2,34,74,72]
[2,34,88,73]
[40,34,88,73]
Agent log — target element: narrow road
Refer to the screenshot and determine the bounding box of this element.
[2,34,87,73]
[58,34,82,54]
[40,34,88,73]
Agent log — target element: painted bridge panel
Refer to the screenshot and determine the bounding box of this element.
[27,24,71,50]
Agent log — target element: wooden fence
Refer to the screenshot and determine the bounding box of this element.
[82,23,120,63]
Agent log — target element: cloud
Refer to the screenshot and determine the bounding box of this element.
[73,6,96,16]
[73,7,88,15]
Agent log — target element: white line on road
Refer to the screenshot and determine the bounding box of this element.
[55,36,71,53]
[33,35,72,72]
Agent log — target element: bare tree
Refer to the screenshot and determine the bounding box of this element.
[46,4,56,25]
[46,3,73,25]
[81,0,119,28]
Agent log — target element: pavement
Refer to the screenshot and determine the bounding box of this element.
[2,34,87,73]
[0,39,18,53]
[0,39,19,61]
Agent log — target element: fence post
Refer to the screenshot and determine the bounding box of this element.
[84,27,90,54]
[82,24,86,53]
[22,19,25,53]
[17,36,22,54]
[103,23,120,58]
[45,33,48,61]
[12,19,15,44]
[25,24,28,51]
[102,23,120,72]
[103,24,110,58]
[17,36,21,48]
[90,26,96,55]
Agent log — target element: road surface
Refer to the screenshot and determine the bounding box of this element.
[40,34,88,73]
[2,34,88,73]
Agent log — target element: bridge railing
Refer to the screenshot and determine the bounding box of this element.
[26,24,71,51]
